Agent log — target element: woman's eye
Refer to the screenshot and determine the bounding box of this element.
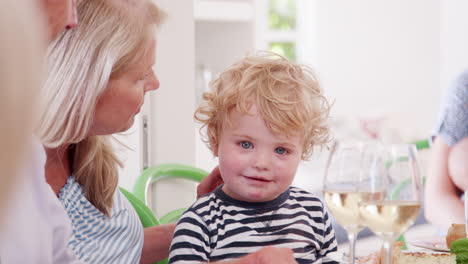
[141,72,150,80]
[240,141,252,149]
[140,69,153,80]
[275,147,288,155]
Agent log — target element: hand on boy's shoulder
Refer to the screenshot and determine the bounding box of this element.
[197,166,223,198]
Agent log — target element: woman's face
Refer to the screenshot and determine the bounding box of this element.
[91,35,159,136]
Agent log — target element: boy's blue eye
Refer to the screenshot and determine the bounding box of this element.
[240,141,252,149]
[275,147,287,155]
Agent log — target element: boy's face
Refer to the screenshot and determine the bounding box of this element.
[216,105,303,202]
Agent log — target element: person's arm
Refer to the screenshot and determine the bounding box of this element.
[424,137,465,228]
[197,166,223,198]
[140,223,176,264]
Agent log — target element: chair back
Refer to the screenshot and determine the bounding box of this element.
[133,163,209,224]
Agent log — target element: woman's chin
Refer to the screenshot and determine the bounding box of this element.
[119,118,136,132]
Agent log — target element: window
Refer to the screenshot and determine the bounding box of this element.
[268,0,296,30]
[265,0,297,61]
[269,42,296,61]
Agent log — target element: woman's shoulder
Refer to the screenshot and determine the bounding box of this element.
[446,69,468,104]
[59,177,136,219]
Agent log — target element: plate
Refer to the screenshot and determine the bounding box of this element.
[409,237,450,252]
[326,251,376,264]
[325,252,348,263]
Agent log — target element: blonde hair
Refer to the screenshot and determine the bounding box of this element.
[38,0,166,215]
[0,0,45,212]
[195,52,331,159]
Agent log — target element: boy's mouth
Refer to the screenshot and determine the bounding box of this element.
[244,176,271,182]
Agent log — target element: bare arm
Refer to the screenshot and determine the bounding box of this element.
[140,223,176,264]
[424,137,465,228]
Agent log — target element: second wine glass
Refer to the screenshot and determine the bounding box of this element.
[358,144,423,264]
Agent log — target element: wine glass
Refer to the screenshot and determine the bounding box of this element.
[323,141,386,264]
[359,144,423,264]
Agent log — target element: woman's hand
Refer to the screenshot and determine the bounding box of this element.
[197,166,223,198]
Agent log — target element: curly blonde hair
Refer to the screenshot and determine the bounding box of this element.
[195,52,331,160]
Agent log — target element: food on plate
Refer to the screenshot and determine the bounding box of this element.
[447,224,467,248]
[356,242,402,264]
[395,251,456,264]
[450,238,468,264]
[357,241,456,264]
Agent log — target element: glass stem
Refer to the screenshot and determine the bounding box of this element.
[382,239,393,264]
[347,232,357,264]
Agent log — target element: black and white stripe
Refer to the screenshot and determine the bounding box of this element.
[169,186,338,264]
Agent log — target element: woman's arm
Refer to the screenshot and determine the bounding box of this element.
[424,137,465,228]
[140,223,176,264]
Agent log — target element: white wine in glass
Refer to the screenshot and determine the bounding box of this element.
[324,191,385,234]
[359,144,423,264]
[323,141,386,264]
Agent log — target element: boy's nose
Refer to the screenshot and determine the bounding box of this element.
[252,151,271,171]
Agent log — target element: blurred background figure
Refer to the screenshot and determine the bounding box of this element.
[0,0,81,263]
[425,70,468,229]
[0,0,45,223]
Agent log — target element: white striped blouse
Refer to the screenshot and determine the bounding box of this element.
[169,186,338,264]
[59,176,144,264]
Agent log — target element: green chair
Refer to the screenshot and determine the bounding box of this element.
[133,163,209,224]
[410,138,430,151]
[119,187,167,264]
[120,164,209,264]
[119,187,160,227]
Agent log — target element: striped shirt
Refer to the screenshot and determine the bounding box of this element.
[59,176,143,264]
[169,186,338,264]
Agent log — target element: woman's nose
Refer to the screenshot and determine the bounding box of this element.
[145,71,160,92]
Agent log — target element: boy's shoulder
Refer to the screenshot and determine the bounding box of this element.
[289,186,322,199]
[287,186,325,207]
[188,191,219,211]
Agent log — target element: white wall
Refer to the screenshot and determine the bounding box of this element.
[150,0,197,166]
[440,0,468,91]
[149,0,199,217]
[289,0,468,192]
[195,21,254,79]
[313,0,441,140]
